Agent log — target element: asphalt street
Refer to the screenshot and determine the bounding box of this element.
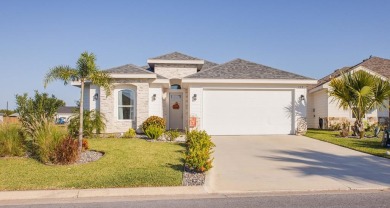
[1,190,390,208]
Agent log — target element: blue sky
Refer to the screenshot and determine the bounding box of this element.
[1,0,390,109]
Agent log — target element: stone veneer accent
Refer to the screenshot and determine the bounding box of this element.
[100,78,151,133]
[322,116,387,130]
[154,64,197,79]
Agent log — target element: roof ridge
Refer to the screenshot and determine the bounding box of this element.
[150,51,201,60]
[105,64,155,74]
[185,58,314,80]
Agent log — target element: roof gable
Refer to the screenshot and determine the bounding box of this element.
[184,58,314,80]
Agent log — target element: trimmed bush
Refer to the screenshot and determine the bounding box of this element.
[142,116,166,132]
[0,123,25,157]
[185,130,215,172]
[53,136,79,165]
[123,128,136,138]
[144,125,165,140]
[165,129,181,141]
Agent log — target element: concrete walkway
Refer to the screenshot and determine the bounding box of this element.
[205,135,390,193]
[0,186,207,201]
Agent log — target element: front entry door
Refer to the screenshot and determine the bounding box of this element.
[169,92,183,130]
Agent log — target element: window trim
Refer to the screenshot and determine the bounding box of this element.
[117,89,136,120]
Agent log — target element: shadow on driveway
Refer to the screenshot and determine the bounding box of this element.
[263,149,390,185]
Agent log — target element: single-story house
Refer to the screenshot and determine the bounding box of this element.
[56,106,77,124]
[73,52,316,135]
[307,56,390,129]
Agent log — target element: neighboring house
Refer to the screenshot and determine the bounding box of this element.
[56,106,77,124]
[8,113,19,117]
[307,56,390,129]
[0,113,3,123]
[73,52,316,135]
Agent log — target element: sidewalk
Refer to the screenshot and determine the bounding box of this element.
[0,186,207,201]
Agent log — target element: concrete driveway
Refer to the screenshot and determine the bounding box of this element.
[205,135,390,193]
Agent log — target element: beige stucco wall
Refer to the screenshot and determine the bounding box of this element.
[307,89,328,128]
[100,79,151,133]
[154,64,197,79]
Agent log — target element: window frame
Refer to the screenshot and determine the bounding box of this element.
[117,89,135,120]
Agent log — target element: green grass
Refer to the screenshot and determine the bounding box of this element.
[305,129,390,159]
[0,138,185,191]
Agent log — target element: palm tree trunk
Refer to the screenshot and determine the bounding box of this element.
[355,119,364,139]
[78,79,84,154]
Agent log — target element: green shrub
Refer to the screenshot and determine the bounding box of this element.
[15,91,67,163]
[0,123,26,157]
[33,123,68,163]
[165,129,181,141]
[68,110,106,138]
[142,116,166,132]
[144,125,165,140]
[53,136,79,165]
[185,130,215,172]
[123,128,136,138]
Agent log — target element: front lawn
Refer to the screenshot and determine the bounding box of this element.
[0,138,185,191]
[305,129,390,159]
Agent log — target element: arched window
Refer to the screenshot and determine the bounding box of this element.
[170,84,181,90]
[118,90,135,120]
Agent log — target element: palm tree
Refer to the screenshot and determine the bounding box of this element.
[44,52,112,153]
[329,70,390,138]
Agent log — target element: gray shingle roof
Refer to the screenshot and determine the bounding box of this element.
[150,52,201,60]
[185,59,314,80]
[312,56,390,89]
[57,106,77,114]
[200,60,218,71]
[104,64,155,74]
[140,65,168,79]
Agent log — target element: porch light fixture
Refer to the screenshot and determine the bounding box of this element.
[299,94,305,102]
[192,94,197,101]
[93,93,99,101]
[152,94,157,101]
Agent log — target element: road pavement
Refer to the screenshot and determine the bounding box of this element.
[1,190,389,208]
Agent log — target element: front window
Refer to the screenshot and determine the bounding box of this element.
[118,90,135,120]
[170,84,181,90]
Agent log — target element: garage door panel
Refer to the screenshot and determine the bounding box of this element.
[203,90,293,135]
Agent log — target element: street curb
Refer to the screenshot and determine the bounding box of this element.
[0,186,208,201]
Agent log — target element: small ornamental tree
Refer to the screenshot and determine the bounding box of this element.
[328,70,390,138]
[44,52,112,153]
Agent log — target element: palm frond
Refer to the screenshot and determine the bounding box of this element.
[44,65,78,88]
[89,70,112,96]
[77,52,97,78]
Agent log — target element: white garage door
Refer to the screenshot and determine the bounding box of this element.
[202,89,293,135]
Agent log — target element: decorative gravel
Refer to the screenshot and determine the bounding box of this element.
[76,150,104,164]
[183,165,206,186]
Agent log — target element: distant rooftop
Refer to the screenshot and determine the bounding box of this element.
[57,106,77,114]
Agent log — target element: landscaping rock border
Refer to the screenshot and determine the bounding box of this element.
[182,165,205,186]
[76,150,104,165]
